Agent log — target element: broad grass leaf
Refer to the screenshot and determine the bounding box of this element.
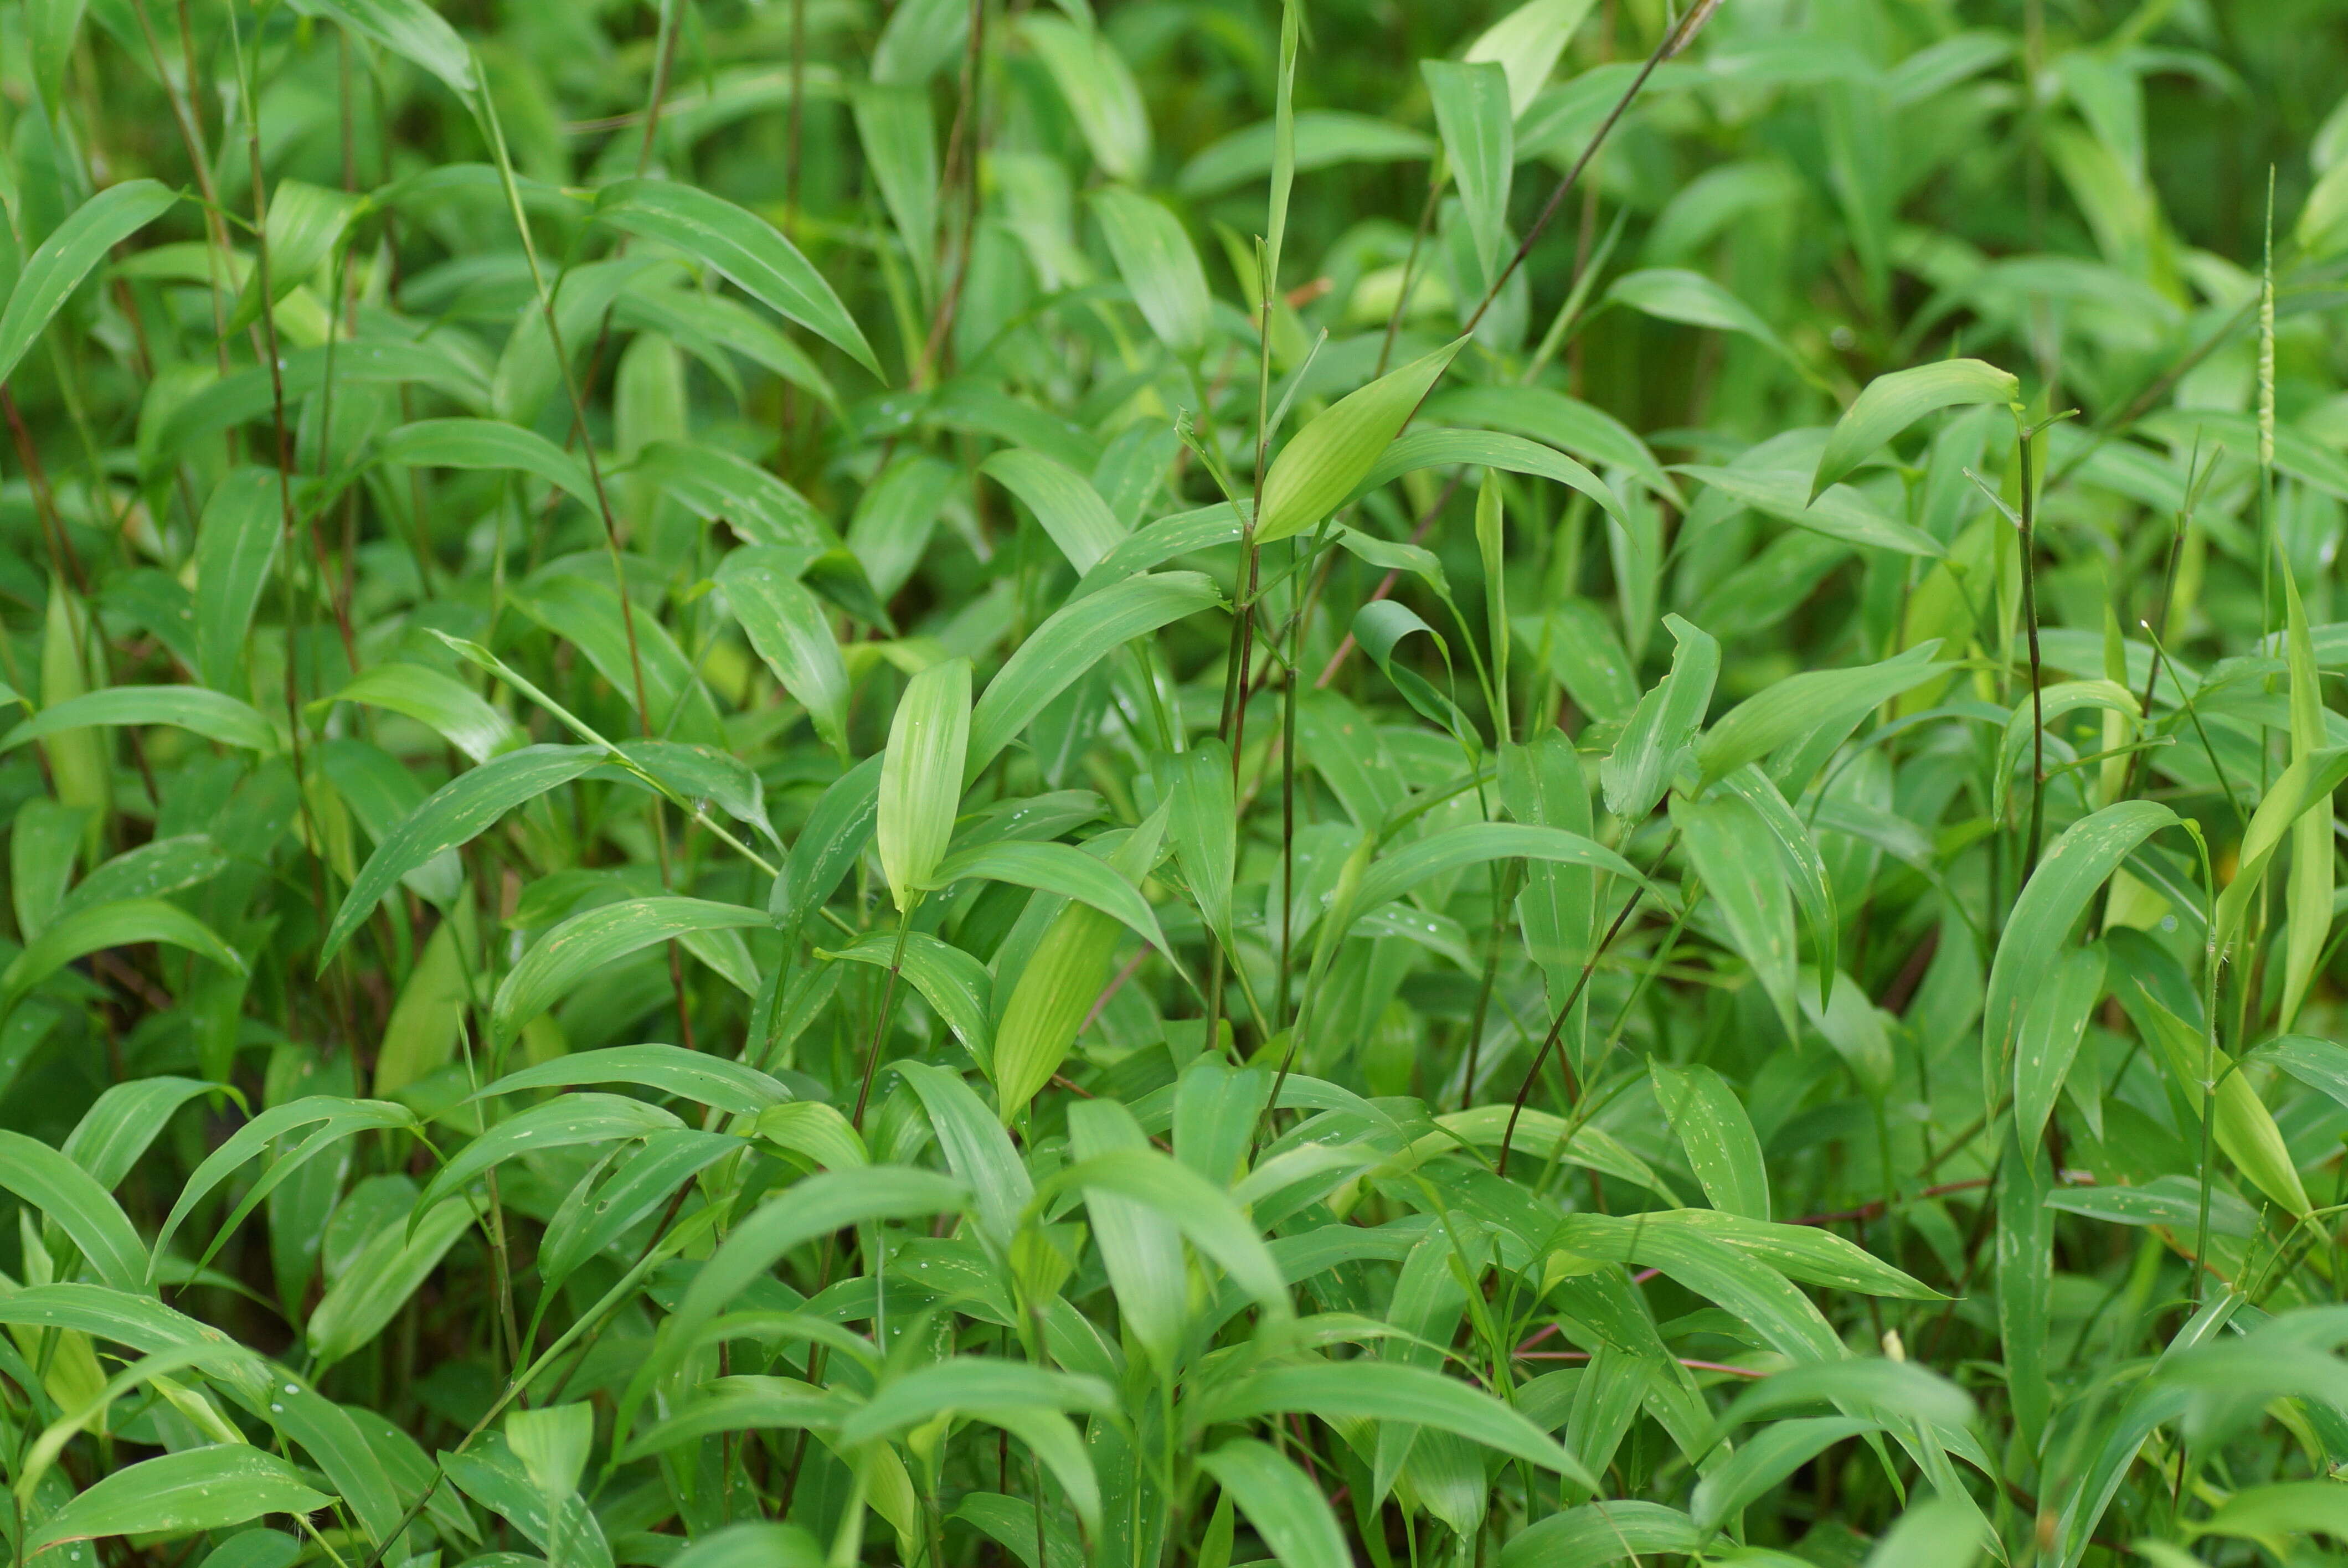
[1425,384,1678,502]
[1694,644,1948,793]
[842,1358,1111,1446]
[1355,429,1629,528]
[624,1167,966,1436]
[1198,1441,1351,1568]
[1465,0,1600,116]
[2014,943,2107,1150]
[1197,1363,1591,1486]
[1860,1496,1984,1568]
[992,898,1121,1120]
[966,573,1219,774]
[1692,1417,1876,1533]
[853,85,939,298]
[1,898,245,1024]
[1257,340,1465,543]
[1500,1500,1700,1568]
[2261,1034,2348,1115]
[1558,1215,1842,1361]
[507,1402,593,1499]
[1500,732,1594,999]
[1166,741,1238,949]
[1070,1097,1187,1366]
[1811,359,2020,498]
[751,1103,868,1173]
[282,0,473,93]
[626,441,833,550]
[1608,269,1791,362]
[1651,1061,1770,1220]
[1075,503,1245,597]
[491,897,768,1043]
[669,1524,825,1568]
[1717,765,1837,1002]
[0,180,177,388]
[823,933,993,1066]
[323,746,600,962]
[595,179,879,375]
[1090,188,1212,359]
[2,686,277,755]
[982,449,1129,574]
[1982,801,2177,1106]
[227,180,359,336]
[418,1094,682,1215]
[56,828,214,929]
[1602,613,1718,819]
[879,657,972,911]
[892,1061,1032,1254]
[929,839,1170,955]
[1707,1359,1975,1440]
[470,1044,791,1114]
[306,1199,475,1370]
[0,1129,148,1292]
[1990,679,2138,819]
[1676,465,1943,557]
[539,1130,741,1290]
[2211,747,2348,956]
[718,549,850,757]
[780,754,882,933]
[27,1446,332,1550]
[1635,1210,1940,1298]
[509,573,724,745]
[1049,1145,1287,1314]
[2041,1175,2260,1237]
[443,1444,614,1568]
[1019,16,1149,182]
[375,417,596,510]
[2282,555,2333,1028]
[191,468,281,692]
[61,1078,226,1193]
[1997,1127,2056,1449]
[11,797,80,938]
[152,1098,418,1276]
[2190,1481,2348,1544]
[1347,823,1638,939]
[1178,112,1432,198]
[325,663,520,764]
[1423,61,1512,280]
[1674,789,1800,1039]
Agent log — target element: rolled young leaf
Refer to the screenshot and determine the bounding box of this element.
[878,658,972,911]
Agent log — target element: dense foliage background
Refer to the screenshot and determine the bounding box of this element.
[2,0,2348,1564]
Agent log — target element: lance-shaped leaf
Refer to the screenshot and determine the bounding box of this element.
[927,839,1172,957]
[27,1446,333,1550]
[595,179,879,375]
[1674,788,1801,1039]
[325,663,521,764]
[0,1130,148,1292]
[1608,269,1793,363]
[192,468,282,692]
[967,573,1220,774]
[983,449,1128,575]
[323,746,601,963]
[1257,340,1465,543]
[375,417,596,509]
[282,0,474,94]
[2,687,276,755]
[0,180,178,388]
[492,897,768,1043]
[1423,60,1513,278]
[719,548,851,758]
[2281,554,2334,1029]
[308,1198,476,1369]
[2013,943,2107,1151]
[1353,428,1628,528]
[1166,741,1238,950]
[1811,358,2020,498]
[1091,187,1212,359]
[2,899,244,1024]
[471,1044,792,1114]
[879,658,972,911]
[1199,1441,1352,1568]
[1602,613,1718,819]
[1983,801,2179,1105]
[1196,1364,1593,1487]
[1652,1061,1771,1220]
[2213,747,2348,957]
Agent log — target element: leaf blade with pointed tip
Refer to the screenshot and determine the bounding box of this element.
[27,1446,334,1550]
[1091,188,1212,360]
[596,179,879,376]
[1257,341,1465,543]
[492,898,768,1044]
[0,180,178,389]
[879,658,972,912]
[323,746,601,963]
[1811,358,2020,498]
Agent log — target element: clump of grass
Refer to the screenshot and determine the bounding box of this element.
[1,1,2346,1566]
